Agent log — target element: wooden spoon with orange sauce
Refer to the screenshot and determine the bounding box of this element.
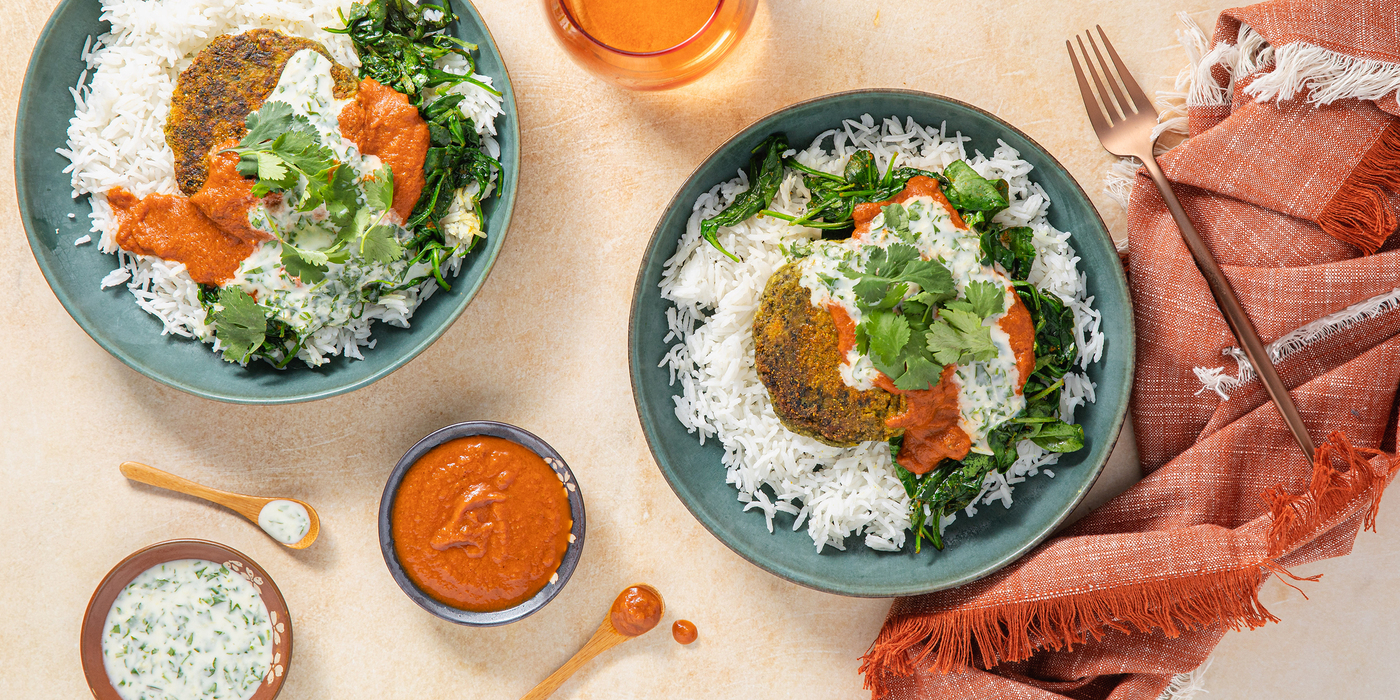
[521,584,664,700]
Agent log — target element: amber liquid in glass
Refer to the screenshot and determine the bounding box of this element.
[561,0,719,53]
[547,0,756,90]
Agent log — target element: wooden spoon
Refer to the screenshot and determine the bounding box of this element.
[119,461,320,549]
[521,584,664,700]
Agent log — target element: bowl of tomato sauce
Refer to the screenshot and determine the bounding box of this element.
[379,422,586,626]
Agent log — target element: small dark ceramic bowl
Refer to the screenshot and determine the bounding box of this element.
[80,539,293,700]
[379,421,586,626]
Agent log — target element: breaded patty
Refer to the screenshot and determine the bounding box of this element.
[166,29,359,195]
[753,263,906,447]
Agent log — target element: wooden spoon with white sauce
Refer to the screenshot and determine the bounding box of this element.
[119,461,320,549]
[521,584,664,700]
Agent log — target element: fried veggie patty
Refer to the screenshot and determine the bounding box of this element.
[166,29,359,195]
[753,262,906,447]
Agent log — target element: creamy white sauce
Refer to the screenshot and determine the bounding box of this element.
[258,500,311,545]
[227,50,432,352]
[795,195,1026,452]
[265,50,356,158]
[101,559,273,700]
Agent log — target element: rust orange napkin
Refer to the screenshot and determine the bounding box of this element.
[861,2,1400,698]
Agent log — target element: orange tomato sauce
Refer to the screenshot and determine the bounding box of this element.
[833,176,1037,475]
[672,619,699,645]
[562,0,719,53]
[338,78,430,223]
[609,586,663,636]
[110,79,431,286]
[187,140,275,245]
[107,187,256,286]
[852,175,965,241]
[391,436,573,613]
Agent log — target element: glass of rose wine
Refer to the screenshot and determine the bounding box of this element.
[544,0,758,90]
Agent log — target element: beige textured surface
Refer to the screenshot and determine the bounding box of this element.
[2,1,1396,698]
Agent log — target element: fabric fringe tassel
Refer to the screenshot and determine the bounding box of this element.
[860,431,1397,699]
[1265,431,1398,557]
[860,567,1277,697]
[1193,287,1400,399]
[1247,41,1400,106]
[1155,657,1213,700]
[1316,120,1400,255]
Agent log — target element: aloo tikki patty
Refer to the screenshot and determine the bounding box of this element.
[165,29,359,195]
[752,262,906,447]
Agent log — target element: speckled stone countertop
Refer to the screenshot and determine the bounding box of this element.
[4,1,1398,698]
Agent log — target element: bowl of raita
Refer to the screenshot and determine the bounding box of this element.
[80,539,293,700]
[629,90,1134,596]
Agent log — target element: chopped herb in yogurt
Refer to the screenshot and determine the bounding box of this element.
[101,559,273,700]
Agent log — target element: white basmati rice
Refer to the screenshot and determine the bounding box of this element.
[658,115,1104,552]
[59,0,503,366]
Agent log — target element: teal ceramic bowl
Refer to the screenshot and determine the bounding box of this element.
[15,0,518,404]
[629,90,1134,597]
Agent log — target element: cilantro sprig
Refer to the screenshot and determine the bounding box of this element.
[839,227,1015,394]
[226,99,407,283]
[213,288,268,364]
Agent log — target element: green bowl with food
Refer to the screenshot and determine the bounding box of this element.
[16,0,518,403]
[629,90,1134,596]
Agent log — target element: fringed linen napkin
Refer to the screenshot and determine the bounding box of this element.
[860,3,1400,698]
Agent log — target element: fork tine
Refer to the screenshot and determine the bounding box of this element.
[1087,31,1132,118]
[1076,35,1120,124]
[1067,40,1111,136]
[1097,25,1154,114]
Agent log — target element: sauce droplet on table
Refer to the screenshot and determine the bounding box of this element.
[609,585,663,636]
[672,619,698,645]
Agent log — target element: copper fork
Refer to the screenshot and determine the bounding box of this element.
[1067,26,1316,461]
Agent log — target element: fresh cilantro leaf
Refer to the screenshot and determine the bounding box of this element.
[237,152,261,180]
[941,307,984,335]
[256,153,289,185]
[883,202,910,236]
[898,259,953,298]
[911,290,952,307]
[359,225,404,264]
[964,280,1006,319]
[214,287,267,363]
[961,326,999,363]
[943,299,975,315]
[903,299,931,330]
[276,128,317,157]
[241,101,296,149]
[926,309,999,365]
[870,353,903,381]
[877,243,919,275]
[364,165,395,212]
[925,321,964,365]
[318,165,360,227]
[893,355,944,391]
[877,282,908,310]
[281,246,327,284]
[340,207,371,247]
[866,311,910,364]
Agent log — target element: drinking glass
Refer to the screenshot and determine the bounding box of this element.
[543,0,758,90]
